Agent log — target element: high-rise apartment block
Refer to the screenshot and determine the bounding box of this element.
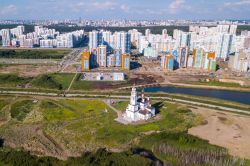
[82,52,91,71]
[97,45,107,67]
[89,30,102,51]
[121,54,130,70]
[1,29,11,47]
[161,54,174,72]
[0,25,84,48]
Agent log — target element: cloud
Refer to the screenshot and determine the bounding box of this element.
[168,0,186,14]
[120,4,130,13]
[0,5,17,15]
[72,1,116,13]
[92,1,116,10]
[224,0,250,7]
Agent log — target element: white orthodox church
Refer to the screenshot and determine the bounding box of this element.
[123,87,155,122]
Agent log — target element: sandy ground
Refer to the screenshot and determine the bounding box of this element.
[188,107,250,159]
[0,64,60,77]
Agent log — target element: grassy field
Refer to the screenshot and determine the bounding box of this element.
[0,49,70,59]
[0,73,74,90]
[112,101,129,111]
[139,132,244,165]
[10,100,35,121]
[71,74,129,91]
[0,96,249,165]
[0,96,199,153]
[31,73,75,90]
[71,80,129,91]
[194,80,244,88]
[0,74,32,88]
[0,99,9,122]
[0,148,153,166]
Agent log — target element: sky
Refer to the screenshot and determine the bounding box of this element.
[0,0,249,20]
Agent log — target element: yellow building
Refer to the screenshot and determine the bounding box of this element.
[161,54,174,72]
[121,54,130,70]
[81,52,91,71]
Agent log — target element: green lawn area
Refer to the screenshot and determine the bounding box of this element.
[112,101,129,111]
[0,73,75,90]
[189,80,244,88]
[0,49,71,59]
[31,73,75,90]
[71,80,127,91]
[10,100,35,121]
[138,132,243,165]
[40,99,198,152]
[0,99,9,121]
[0,100,8,111]
[0,74,32,88]
[0,96,248,165]
[71,73,130,91]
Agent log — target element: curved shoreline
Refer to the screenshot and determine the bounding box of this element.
[159,82,250,93]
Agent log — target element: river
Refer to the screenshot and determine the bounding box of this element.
[144,86,250,105]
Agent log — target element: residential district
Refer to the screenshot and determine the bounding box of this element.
[0,24,250,73]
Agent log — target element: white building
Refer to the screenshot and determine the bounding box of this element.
[1,29,11,47]
[144,46,158,58]
[123,87,155,122]
[145,29,151,37]
[216,33,233,59]
[113,31,131,54]
[89,30,102,52]
[56,33,73,48]
[97,45,107,67]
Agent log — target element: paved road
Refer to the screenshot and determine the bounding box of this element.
[60,48,84,72]
[0,90,249,115]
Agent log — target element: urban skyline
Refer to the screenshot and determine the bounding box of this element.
[0,0,250,20]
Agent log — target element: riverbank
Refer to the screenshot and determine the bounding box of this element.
[145,85,250,105]
[162,82,250,92]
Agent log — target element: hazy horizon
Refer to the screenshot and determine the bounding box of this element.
[0,0,249,20]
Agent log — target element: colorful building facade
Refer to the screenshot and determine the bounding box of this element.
[81,52,91,71]
[121,54,130,70]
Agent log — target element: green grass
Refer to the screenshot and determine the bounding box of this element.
[71,80,127,91]
[71,73,129,91]
[0,99,9,121]
[0,49,70,59]
[0,100,8,111]
[138,132,246,166]
[40,99,197,150]
[31,73,74,90]
[188,80,244,88]
[48,73,75,90]
[0,148,153,166]
[0,74,32,87]
[199,80,242,87]
[112,101,129,111]
[10,100,35,121]
[0,96,249,165]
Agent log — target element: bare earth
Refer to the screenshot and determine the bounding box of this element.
[0,64,59,77]
[189,107,250,159]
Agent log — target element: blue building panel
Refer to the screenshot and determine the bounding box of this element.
[84,60,89,69]
[173,50,179,69]
[115,50,121,66]
[125,58,129,69]
[168,58,174,71]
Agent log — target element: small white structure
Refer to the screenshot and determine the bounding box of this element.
[123,87,155,122]
[113,72,125,81]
